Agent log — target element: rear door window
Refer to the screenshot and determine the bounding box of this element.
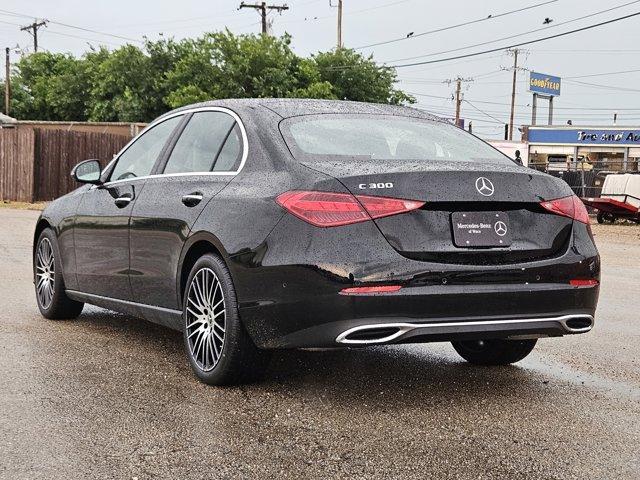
[163,111,241,174]
[213,124,242,172]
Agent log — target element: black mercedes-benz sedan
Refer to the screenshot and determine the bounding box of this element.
[33,99,600,385]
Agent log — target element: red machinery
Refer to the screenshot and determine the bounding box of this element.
[582,195,640,223]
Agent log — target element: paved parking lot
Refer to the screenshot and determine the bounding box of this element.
[1,207,639,479]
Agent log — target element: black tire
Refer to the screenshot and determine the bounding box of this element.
[451,338,537,366]
[597,212,616,224]
[182,253,270,385]
[34,228,84,319]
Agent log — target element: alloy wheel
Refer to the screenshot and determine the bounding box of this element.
[185,267,226,372]
[35,237,55,309]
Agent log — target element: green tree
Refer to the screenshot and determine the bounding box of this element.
[5,31,414,122]
[311,48,415,105]
[8,52,91,120]
[89,44,157,121]
[163,30,313,108]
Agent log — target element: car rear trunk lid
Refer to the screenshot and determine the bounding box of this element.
[303,159,575,264]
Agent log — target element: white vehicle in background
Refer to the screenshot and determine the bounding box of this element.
[582,173,640,224]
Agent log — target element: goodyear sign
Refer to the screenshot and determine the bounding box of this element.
[529,71,561,96]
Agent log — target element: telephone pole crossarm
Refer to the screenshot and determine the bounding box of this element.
[20,20,47,52]
[444,76,473,128]
[239,2,289,35]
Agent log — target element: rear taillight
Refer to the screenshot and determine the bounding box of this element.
[569,279,599,287]
[276,190,424,227]
[540,195,590,224]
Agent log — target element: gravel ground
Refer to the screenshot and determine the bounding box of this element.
[0,209,638,479]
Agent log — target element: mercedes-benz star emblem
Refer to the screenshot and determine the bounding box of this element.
[475,177,495,196]
[494,221,508,237]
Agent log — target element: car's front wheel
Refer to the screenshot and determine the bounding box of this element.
[182,253,270,385]
[34,228,84,319]
[451,338,536,365]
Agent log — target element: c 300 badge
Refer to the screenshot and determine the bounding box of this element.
[358,182,394,190]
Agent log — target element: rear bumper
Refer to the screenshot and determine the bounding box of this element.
[230,216,600,349]
[238,281,599,348]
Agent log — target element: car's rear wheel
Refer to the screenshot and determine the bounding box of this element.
[34,228,84,319]
[182,253,270,385]
[451,338,537,365]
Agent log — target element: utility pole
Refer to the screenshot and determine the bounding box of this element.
[239,2,289,35]
[4,47,10,115]
[507,48,519,141]
[455,78,462,126]
[330,0,343,48]
[444,76,472,128]
[20,20,47,52]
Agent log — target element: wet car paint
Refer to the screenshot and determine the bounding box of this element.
[33,99,600,349]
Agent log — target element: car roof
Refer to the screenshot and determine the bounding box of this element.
[160,98,444,122]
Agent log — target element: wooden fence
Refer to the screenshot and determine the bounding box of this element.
[0,129,35,203]
[34,129,130,201]
[0,127,131,202]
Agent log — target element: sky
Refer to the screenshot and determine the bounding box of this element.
[2,0,640,139]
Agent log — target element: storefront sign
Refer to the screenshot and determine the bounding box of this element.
[529,72,561,97]
[529,128,640,145]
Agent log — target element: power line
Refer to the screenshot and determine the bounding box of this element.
[464,99,505,123]
[387,10,640,68]
[565,79,640,93]
[353,0,557,50]
[0,18,126,48]
[567,68,640,79]
[43,29,126,47]
[0,8,143,43]
[406,91,640,112]
[383,0,640,64]
[277,0,414,26]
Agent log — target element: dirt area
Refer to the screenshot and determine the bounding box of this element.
[591,220,640,244]
[0,201,47,211]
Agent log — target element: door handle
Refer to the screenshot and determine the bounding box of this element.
[182,193,203,207]
[114,195,132,208]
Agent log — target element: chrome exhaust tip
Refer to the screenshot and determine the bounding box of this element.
[335,314,595,345]
[560,315,594,333]
[336,325,407,345]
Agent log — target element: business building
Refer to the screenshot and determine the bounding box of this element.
[523,125,640,172]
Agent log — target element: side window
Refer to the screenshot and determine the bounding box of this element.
[109,115,182,182]
[213,124,242,172]
[163,111,241,174]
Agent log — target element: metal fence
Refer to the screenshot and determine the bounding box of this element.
[528,159,640,198]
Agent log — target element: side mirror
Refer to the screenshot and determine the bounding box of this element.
[71,159,102,185]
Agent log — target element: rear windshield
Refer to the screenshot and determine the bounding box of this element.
[281,114,510,164]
